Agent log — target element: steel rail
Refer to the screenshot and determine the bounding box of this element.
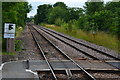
[29,25,73,79]
[28,25,57,80]
[29,24,71,79]
[40,26,120,60]
[37,26,99,60]
[33,25,96,80]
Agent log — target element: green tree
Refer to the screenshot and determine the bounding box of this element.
[16,3,32,27]
[35,4,52,24]
[68,8,83,20]
[47,6,68,24]
[84,1,104,15]
[53,2,67,8]
[2,2,31,27]
[2,2,31,51]
[2,2,18,24]
[105,1,120,35]
[34,14,39,24]
[93,10,113,31]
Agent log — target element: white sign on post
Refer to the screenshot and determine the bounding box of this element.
[4,23,16,38]
[4,34,15,38]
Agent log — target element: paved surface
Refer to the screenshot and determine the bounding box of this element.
[1,60,119,79]
[77,60,119,70]
[29,60,118,71]
[1,61,39,80]
[106,61,120,69]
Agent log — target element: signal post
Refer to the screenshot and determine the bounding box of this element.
[4,23,15,53]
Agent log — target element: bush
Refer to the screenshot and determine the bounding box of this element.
[40,23,46,26]
[44,24,119,53]
[55,18,64,26]
[61,22,69,30]
[15,40,23,51]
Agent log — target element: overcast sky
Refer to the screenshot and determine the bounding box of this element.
[27,0,112,17]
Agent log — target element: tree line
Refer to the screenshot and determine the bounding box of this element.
[34,1,120,37]
[2,2,31,28]
[2,2,31,51]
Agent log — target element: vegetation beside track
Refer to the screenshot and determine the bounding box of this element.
[0,52,15,55]
[33,1,120,53]
[16,27,23,38]
[2,2,31,53]
[2,27,23,55]
[41,24,120,53]
[15,27,24,51]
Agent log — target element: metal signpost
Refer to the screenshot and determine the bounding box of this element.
[4,23,15,53]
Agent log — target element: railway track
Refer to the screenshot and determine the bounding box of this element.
[35,25,120,60]
[28,24,96,80]
[1,24,119,80]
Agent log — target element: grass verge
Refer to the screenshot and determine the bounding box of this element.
[0,52,15,55]
[15,40,23,51]
[16,27,23,38]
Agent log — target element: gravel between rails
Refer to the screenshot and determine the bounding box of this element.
[16,25,43,60]
[37,26,119,59]
[35,26,93,60]
[31,26,67,60]
[89,71,120,79]
[41,28,114,60]
[38,70,120,80]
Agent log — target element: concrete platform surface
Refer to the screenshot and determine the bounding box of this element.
[29,60,119,71]
[1,61,39,80]
[1,60,119,79]
[106,61,120,69]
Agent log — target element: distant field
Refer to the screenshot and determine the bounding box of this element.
[42,24,120,53]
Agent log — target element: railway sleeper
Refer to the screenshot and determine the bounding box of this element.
[37,70,91,80]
